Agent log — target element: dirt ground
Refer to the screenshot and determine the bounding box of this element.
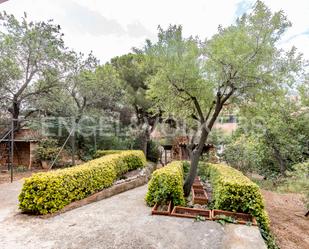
[262,190,309,249]
[0,167,49,184]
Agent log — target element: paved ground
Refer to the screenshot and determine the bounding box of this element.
[0,180,266,249]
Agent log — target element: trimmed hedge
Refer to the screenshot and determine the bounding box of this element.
[145,161,185,206]
[93,150,122,158]
[204,163,270,230]
[19,150,146,215]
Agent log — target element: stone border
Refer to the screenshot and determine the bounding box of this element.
[39,162,157,219]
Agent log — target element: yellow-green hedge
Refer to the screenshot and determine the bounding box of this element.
[145,161,185,206]
[94,150,122,158]
[19,150,146,214]
[205,163,270,230]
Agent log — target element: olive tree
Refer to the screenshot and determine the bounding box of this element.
[145,1,303,195]
[0,12,68,128]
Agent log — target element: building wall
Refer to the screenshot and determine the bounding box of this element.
[0,142,33,168]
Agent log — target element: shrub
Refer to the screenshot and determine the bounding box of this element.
[93,150,122,158]
[119,150,147,172]
[93,150,146,175]
[35,138,60,161]
[19,150,146,214]
[203,163,270,231]
[182,161,190,180]
[146,140,160,163]
[279,161,309,209]
[145,161,185,206]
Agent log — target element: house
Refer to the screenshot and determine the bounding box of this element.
[213,114,238,134]
[0,128,40,169]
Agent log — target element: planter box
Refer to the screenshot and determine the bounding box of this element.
[152,201,172,216]
[212,209,257,226]
[171,206,211,219]
[192,187,208,205]
[192,177,204,189]
[192,183,204,190]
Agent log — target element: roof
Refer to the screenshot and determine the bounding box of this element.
[0,128,41,142]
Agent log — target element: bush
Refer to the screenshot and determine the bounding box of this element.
[203,163,270,231]
[146,140,160,163]
[279,161,309,209]
[94,150,124,158]
[119,150,147,172]
[145,161,185,206]
[94,150,146,175]
[182,161,190,180]
[19,150,146,214]
[35,138,60,161]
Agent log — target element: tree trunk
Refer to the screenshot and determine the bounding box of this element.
[140,129,150,156]
[273,147,287,176]
[183,150,202,196]
[183,128,209,196]
[183,96,224,197]
[10,99,20,130]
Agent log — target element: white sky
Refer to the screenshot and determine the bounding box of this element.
[1,0,309,63]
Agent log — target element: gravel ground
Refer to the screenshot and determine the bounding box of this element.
[0,181,266,249]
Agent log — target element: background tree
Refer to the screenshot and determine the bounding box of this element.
[0,12,67,128]
[145,1,303,196]
[35,53,123,160]
[110,53,160,154]
[224,91,309,176]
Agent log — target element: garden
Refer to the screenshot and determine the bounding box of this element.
[0,1,309,249]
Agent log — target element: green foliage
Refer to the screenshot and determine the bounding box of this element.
[182,161,190,180]
[223,134,270,174]
[194,215,206,222]
[0,11,67,119]
[121,150,147,171]
[203,163,270,231]
[145,2,302,124]
[279,161,309,208]
[35,138,60,161]
[146,140,160,163]
[215,215,237,225]
[94,150,146,176]
[145,161,185,206]
[110,53,160,139]
[94,150,123,158]
[225,94,309,176]
[19,150,146,214]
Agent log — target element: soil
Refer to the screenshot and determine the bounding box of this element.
[262,190,309,249]
[157,204,168,212]
[0,167,49,184]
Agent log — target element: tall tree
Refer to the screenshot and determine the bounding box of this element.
[0,12,67,128]
[145,1,303,195]
[35,53,123,161]
[224,94,309,176]
[110,53,160,154]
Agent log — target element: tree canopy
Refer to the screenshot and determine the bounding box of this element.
[0,12,68,124]
[143,1,304,195]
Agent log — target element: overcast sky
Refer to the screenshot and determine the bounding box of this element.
[1,0,309,63]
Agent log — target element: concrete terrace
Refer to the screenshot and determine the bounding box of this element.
[0,181,266,249]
